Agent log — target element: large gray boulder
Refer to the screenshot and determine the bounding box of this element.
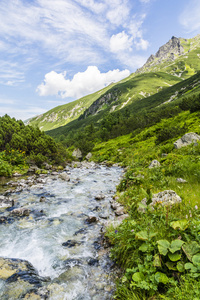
[72,148,82,160]
[174,132,200,149]
[141,190,181,208]
[148,160,161,169]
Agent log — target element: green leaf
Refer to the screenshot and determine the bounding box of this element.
[153,254,161,267]
[185,262,198,272]
[170,219,189,231]
[182,241,200,261]
[169,240,185,253]
[139,243,149,252]
[177,261,185,272]
[168,252,182,262]
[132,272,145,282]
[155,272,169,284]
[135,231,148,241]
[157,240,170,256]
[192,254,200,266]
[166,261,177,270]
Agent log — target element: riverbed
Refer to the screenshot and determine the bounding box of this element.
[0,164,123,299]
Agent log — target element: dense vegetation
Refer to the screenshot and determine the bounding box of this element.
[0,115,68,176]
[91,107,200,299]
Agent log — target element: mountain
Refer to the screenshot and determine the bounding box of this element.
[27,34,200,131]
[136,34,200,78]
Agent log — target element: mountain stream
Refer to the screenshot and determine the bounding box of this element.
[0,164,123,299]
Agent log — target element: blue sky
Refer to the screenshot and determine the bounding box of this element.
[0,0,200,120]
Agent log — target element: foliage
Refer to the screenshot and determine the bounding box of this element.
[0,115,69,174]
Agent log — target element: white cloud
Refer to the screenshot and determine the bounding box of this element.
[110,31,133,53]
[37,66,130,99]
[179,0,200,33]
[135,38,149,50]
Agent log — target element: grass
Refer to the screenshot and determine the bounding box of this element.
[90,109,200,299]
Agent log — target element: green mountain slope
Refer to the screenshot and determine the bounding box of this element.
[27,34,200,132]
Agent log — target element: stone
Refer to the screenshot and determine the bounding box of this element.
[62,240,82,248]
[148,160,161,169]
[10,207,31,217]
[27,165,39,173]
[95,193,105,200]
[0,195,14,208]
[115,206,125,216]
[85,152,92,160]
[72,148,82,160]
[141,190,182,208]
[86,216,98,224]
[88,258,99,266]
[174,132,200,149]
[59,173,70,181]
[13,172,22,177]
[176,178,187,183]
[39,196,46,202]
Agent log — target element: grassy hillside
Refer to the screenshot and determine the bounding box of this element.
[26,83,116,131]
[90,105,200,299]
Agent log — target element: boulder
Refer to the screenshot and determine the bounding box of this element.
[10,207,31,217]
[59,173,70,181]
[0,195,14,209]
[62,240,82,248]
[72,148,82,160]
[95,193,105,200]
[141,190,181,208]
[148,160,161,169]
[85,152,92,161]
[174,132,200,149]
[86,216,98,224]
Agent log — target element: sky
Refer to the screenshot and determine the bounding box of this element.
[1,0,200,121]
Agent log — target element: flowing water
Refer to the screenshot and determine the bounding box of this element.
[0,165,123,299]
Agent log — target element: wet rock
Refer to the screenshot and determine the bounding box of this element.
[0,195,14,208]
[88,258,99,266]
[51,171,59,176]
[85,216,98,224]
[99,214,109,220]
[10,207,31,217]
[62,239,82,248]
[64,258,82,269]
[176,178,187,183]
[0,216,14,224]
[174,132,200,149]
[110,200,121,210]
[0,257,48,285]
[95,193,105,200]
[59,173,70,181]
[74,228,87,236]
[39,196,46,202]
[148,160,161,169]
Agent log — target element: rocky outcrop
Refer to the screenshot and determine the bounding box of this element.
[79,89,120,119]
[137,36,185,73]
[174,132,200,149]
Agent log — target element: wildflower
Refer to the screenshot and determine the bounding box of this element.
[186,215,188,219]
[190,214,192,218]
[115,230,118,234]
[195,205,198,210]
[131,229,134,232]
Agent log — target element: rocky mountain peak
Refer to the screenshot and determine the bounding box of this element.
[137,36,185,73]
